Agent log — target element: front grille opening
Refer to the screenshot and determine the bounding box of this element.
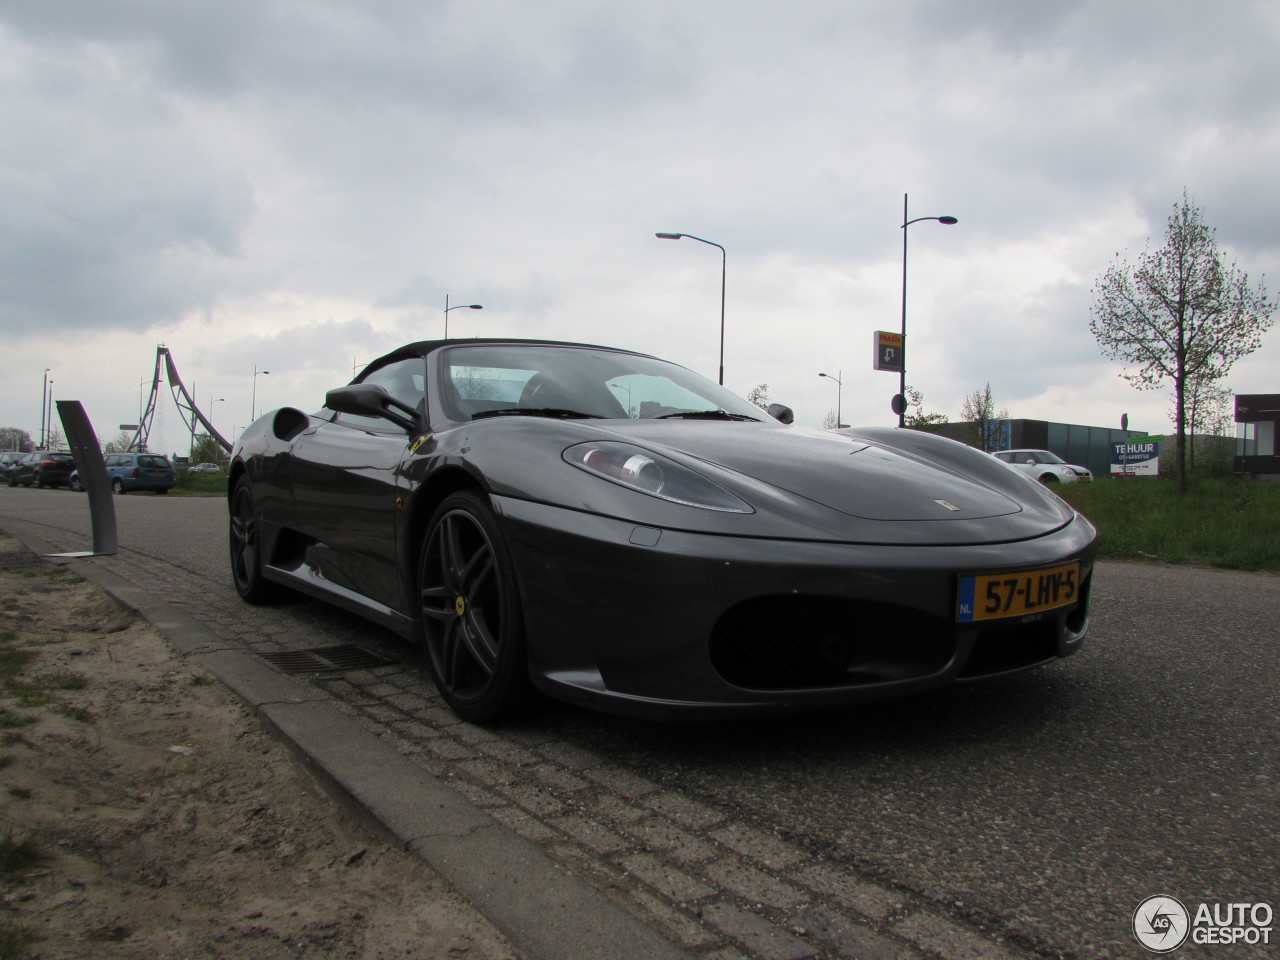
[709,596,953,691]
[959,619,1059,678]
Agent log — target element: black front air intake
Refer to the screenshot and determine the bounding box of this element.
[708,597,954,690]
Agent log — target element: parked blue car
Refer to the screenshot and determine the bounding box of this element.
[102,452,177,494]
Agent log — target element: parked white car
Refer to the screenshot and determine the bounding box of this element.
[186,462,223,474]
[992,449,1092,484]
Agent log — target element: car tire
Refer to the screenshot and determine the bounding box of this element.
[156,488,169,495]
[418,490,532,723]
[229,477,276,604]
[111,478,125,494]
[35,472,47,488]
[69,475,83,492]
[1039,474,1059,484]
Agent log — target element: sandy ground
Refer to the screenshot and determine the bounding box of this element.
[0,533,519,959]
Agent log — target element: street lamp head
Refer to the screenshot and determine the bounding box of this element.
[938,216,958,225]
[467,304,483,310]
[655,232,683,240]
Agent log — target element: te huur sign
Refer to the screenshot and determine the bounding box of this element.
[1111,439,1162,477]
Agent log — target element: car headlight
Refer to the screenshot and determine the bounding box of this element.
[563,441,753,513]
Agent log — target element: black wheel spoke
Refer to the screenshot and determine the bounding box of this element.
[440,519,471,593]
[459,606,500,674]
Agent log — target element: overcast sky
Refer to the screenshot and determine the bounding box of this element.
[4,0,1278,457]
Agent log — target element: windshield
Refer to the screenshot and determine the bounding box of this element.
[439,344,766,423]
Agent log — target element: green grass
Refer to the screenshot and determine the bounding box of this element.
[52,704,93,724]
[0,918,36,959]
[0,648,32,682]
[1058,477,1280,571]
[0,621,88,727]
[0,831,45,876]
[0,710,33,731]
[171,471,229,496]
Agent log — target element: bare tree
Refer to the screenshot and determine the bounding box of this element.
[0,427,33,453]
[960,383,1008,452]
[1176,380,1233,475]
[746,383,771,410]
[822,408,840,430]
[1090,192,1275,489]
[103,431,136,453]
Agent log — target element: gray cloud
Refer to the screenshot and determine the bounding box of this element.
[2,0,1277,449]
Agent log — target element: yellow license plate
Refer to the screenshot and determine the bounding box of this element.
[957,562,1080,623]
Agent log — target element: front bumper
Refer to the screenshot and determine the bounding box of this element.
[494,497,1097,720]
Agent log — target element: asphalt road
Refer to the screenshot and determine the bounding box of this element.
[2,486,1276,959]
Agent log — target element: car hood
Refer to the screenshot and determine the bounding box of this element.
[615,421,1022,522]
[444,417,1080,546]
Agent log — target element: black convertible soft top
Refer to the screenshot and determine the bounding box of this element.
[354,337,658,382]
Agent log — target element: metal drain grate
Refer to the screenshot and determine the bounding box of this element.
[260,644,396,674]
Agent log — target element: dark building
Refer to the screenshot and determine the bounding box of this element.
[935,419,1145,479]
[1234,394,1280,479]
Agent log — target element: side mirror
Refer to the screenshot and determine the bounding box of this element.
[766,403,795,425]
[326,384,419,433]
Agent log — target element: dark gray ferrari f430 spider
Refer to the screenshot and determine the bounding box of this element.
[229,339,1096,722]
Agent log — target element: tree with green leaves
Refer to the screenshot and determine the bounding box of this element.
[903,385,948,432]
[190,434,225,464]
[1089,192,1275,489]
[961,383,1007,452]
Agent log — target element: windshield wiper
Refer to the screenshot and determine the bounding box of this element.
[471,407,604,420]
[656,410,762,422]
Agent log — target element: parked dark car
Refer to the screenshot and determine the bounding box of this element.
[229,339,1098,723]
[101,452,177,494]
[7,451,76,489]
[0,451,28,480]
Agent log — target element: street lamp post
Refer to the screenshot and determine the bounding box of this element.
[193,395,226,459]
[444,294,483,339]
[45,379,54,447]
[899,194,958,427]
[39,368,50,448]
[251,365,270,423]
[819,371,844,429]
[656,232,727,385]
